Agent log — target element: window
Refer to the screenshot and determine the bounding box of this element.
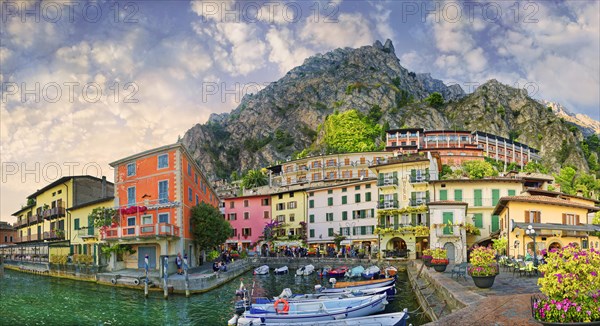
[276,203,285,210]
[159,180,168,204]
[342,187,347,192]
[263,211,269,219]
[287,201,297,209]
[342,211,348,220]
[158,154,168,169]
[491,215,500,232]
[366,184,371,189]
[196,194,199,206]
[195,173,198,184]
[365,192,371,201]
[508,189,516,196]
[328,228,334,236]
[355,193,361,203]
[341,227,350,236]
[244,200,249,207]
[57,190,61,194]
[309,200,314,208]
[492,189,500,206]
[188,187,193,202]
[230,201,235,209]
[326,213,333,221]
[232,229,237,237]
[228,213,237,221]
[473,213,483,228]
[278,194,283,199]
[355,185,360,190]
[563,213,579,225]
[127,163,136,176]
[309,214,314,223]
[187,163,192,176]
[443,212,453,235]
[142,215,152,225]
[474,189,482,206]
[342,196,347,205]
[244,212,249,220]
[327,189,333,194]
[310,229,315,238]
[439,189,447,201]
[74,218,80,230]
[289,214,295,222]
[454,189,463,201]
[262,198,269,206]
[127,217,136,235]
[277,215,285,223]
[242,228,252,236]
[158,213,169,224]
[327,198,333,206]
[290,192,294,198]
[127,187,136,206]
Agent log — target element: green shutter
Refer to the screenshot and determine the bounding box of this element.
[508,189,516,196]
[378,173,383,184]
[361,226,366,235]
[88,216,94,236]
[411,192,417,201]
[411,213,417,226]
[393,193,398,204]
[83,245,88,255]
[360,210,366,218]
[309,200,314,208]
[492,189,500,206]
[474,189,482,206]
[70,245,74,255]
[394,215,399,229]
[440,189,448,201]
[410,169,416,180]
[491,215,500,232]
[309,214,314,223]
[342,196,347,205]
[74,218,80,230]
[425,168,429,180]
[443,212,453,235]
[328,228,333,236]
[474,213,483,228]
[454,189,463,201]
[310,229,315,238]
[355,193,360,203]
[380,216,385,227]
[426,191,430,203]
[341,211,347,220]
[93,245,97,264]
[353,227,356,235]
[328,197,333,206]
[371,209,374,218]
[365,192,371,201]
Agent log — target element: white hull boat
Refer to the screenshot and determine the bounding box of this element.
[254,265,269,275]
[296,264,315,276]
[274,266,288,275]
[233,311,409,326]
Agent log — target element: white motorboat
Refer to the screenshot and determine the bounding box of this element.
[253,265,269,275]
[274,266,288,275]
[231,311,409,326]
[296,264,315,276]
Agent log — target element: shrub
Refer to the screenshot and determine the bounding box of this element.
[468,247,498,276]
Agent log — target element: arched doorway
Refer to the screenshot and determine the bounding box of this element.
[386,237,407,258]
[549,242,562,251]
[444,242,456,263]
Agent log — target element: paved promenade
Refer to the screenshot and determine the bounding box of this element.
[417,262,542,326]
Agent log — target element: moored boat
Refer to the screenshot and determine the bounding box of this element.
[327,266,348,278]
[361,265,381,279]
[254,265,269,275]
[330,277,395,290]
[237,293,388,324]
[254,285,396,304]
[384,266,398,277]
[233,310,409,326]
[274,266,288,275]
[296,264,315,276]
[318,266,331,278]
[345,265,364,278]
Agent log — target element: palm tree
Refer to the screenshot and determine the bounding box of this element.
[241,169,268,189]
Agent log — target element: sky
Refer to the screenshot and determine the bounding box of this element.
[1,0,599,223]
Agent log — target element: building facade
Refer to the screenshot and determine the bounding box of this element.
[428,201,468,264]
[223,194,271,251]
[68,196,115,266]
[271,189,307,240]
[0,221,16,244]
[106,142,219,271]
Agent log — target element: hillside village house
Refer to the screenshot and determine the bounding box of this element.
[0,221,16,245]
[106,142,219,273]
[223,193,271,252]
[494,189,600,259]
[270,188,307,244]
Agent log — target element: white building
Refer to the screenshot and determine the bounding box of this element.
[428,201,468,264]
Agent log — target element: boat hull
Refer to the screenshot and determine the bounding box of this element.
[236,311,408,326]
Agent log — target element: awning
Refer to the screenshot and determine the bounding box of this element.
[273,240,303,247]
[513,222,600,233]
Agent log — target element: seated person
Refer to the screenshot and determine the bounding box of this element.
[525,249,533,261]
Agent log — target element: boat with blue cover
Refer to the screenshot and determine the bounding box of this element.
[361,265,381,279]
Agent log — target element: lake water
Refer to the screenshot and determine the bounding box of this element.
[0,268,430,325]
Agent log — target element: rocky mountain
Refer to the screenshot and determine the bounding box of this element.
[182,40,593,180]
[538,100,600,136]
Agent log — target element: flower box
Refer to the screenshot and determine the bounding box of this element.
[468,246,498,288]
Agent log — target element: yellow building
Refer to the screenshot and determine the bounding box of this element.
[271,188,307,242]
[68,196,115,266]
[494,190,600,258]
[370,152,441,259]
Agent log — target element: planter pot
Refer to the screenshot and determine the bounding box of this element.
[471,275,496,288]
[432,264,447,272]
[423,256,432,267]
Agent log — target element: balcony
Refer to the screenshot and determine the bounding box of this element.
[28,214,41,224]
[76,227,97,239]
[378,200,399,209]
[377,177,398,187]
[43,230,65,241]
[409,198,429,207]
[42,207,66,220]
[14,219,26,228]
[435,225,460,237]
[410,175,430,183]
[102,223,180,241]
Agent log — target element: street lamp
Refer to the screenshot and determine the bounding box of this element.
[525,225,538,267]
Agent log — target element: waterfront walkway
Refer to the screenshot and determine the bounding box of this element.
[413,261,542,326]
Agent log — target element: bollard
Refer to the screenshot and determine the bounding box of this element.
[184,254,190,298]
[144,255,149,298]
[163,256,169,299]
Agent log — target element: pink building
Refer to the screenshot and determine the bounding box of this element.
[223,194,271,252]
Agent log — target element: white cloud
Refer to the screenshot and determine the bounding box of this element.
[266,27,313,73]
[300,12,374,49]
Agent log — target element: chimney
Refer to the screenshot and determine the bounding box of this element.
[576,189,584,197]
[101,176,107,198]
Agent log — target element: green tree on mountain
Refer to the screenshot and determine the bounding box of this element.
[241,169,268,189]
[322,109,382,153]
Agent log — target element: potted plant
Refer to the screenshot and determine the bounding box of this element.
[430,248,449,272]
[230,250,240,259]
[422,249,433,267]
[468,246,499,288]
[531,244,600,325]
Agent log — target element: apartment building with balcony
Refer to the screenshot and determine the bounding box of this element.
[493,190,600,259]
[306,179,377,251]
[68,196,115,266]
[223,193,271,252]
[385,128,540,167]
[270,189,307,242]
[0,221,16,245]
[107,142,219,271]
[268,151,393,187]
[369,152,441,259]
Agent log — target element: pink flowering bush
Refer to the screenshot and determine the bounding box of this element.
[468,246,498,276]
[431,248,448,265]
[533,244,600,323]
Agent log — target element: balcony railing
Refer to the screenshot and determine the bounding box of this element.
[410,175,430,183]
[377,177,398,187]
[43,230,65,240]
[43,207,66,220]
[102,223,180,240]
[378,200,399,209]
[76,227,97,238]
[409,198,429,207]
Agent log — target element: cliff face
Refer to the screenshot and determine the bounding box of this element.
[182,40,593,180]
[539,100,600,136]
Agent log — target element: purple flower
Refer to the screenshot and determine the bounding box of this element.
[592,271,598,277]
[588,311,592,316]
[577,306,581,312]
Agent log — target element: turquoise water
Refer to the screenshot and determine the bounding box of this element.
[0,268,429,325]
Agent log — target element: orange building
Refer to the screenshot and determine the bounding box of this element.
[106,142,219,272]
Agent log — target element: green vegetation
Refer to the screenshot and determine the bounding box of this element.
[191,203,233,255]
[523,161,549,174]
[322,109,383,153]
[440,164,453,178]
[88,207,118,228]
[424,92,444,109]
[553,166,600,199]
[508,130,521,141]
[581,134,600,176]
[497,105,505,118]
[345,82,367,95]
[445,160,499,179]
[241,169,268,189]
[367,105,382,122]
[556,140,573,166]
[274,129,294,151]
[243,135,272,152]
